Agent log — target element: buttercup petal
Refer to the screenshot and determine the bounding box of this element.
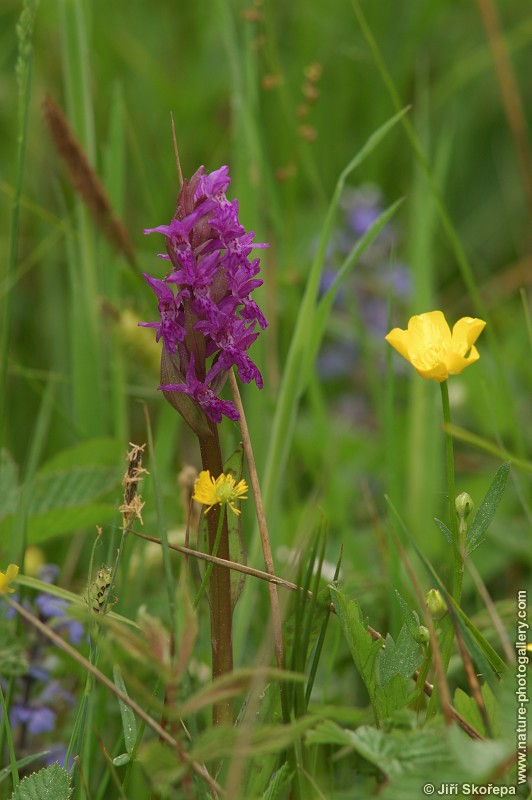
[385,310,486,382]
[451,317,486,356]
[384,328,412,361]
[414,361,450,382]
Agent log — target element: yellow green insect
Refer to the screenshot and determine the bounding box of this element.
[87,565,117,613]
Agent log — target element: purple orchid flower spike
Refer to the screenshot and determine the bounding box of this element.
[139,164,268,429]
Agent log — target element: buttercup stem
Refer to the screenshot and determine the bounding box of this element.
[198,424,234,727]
[439,380,463,603]
[427,381,464,717]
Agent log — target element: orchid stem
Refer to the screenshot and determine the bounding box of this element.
[193,505,226,610]
[198,425,234,726]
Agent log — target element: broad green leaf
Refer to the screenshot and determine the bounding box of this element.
[330,587,411,724]
[29,467,121,515]
[0,753,50,785]
[0,440,123,542]
[453,682,498,741]
[37,438,123,472]
[453,687,487,738]
[9,764,72,800]
[467,462,511,553]
[9,503,117,544]
[394,591,421,639]
[379,626,423,687]
[113,665,138,756]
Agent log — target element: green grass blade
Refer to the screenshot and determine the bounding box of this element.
[1,0,39,442]
[261,107,409,518]
[112,666,138,757]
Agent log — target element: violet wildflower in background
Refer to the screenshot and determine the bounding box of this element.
[139,165,268,431]
[0,565,78,768]
[317,184,412,422]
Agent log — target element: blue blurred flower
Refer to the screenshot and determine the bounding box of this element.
[2,563,80,769]
[11,703,56,735]
[315,183,412,420]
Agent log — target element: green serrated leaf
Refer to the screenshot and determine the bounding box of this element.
[9,763,72,800]
[112,665,138,756]
[453,687,487,738]
[330,587,411,724]
[30,466,122,515]
[261,761,291,800]
[305,718,357,748]
[394,591,421,639]
[38,438,123,473]
[466,463,510,553]
[379,626,423,687]
[0,753,50,786]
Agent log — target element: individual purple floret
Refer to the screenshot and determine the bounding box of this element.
[140,164,268,426]
[159,354,240,424]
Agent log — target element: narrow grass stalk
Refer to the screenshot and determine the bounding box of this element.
[0,684,18,788]
[1,1,38,442]
[259,108,408,520]
[228,370,284,671]
[59,0,105,437]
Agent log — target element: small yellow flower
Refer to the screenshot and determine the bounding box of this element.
[0,564,19,594]
[385,310,486,382]
[193,470,248,516]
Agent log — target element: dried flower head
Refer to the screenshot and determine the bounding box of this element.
[120,442,148,527]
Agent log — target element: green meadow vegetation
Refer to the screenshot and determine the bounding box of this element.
[1,0,531,798]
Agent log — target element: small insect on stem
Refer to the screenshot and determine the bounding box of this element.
[87,565,117,614]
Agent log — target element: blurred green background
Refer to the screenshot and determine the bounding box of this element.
[1,0,531,643]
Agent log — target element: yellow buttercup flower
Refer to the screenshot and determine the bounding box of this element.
[193,470,248,516]
[385,311,486,382]
[0,564,19,594]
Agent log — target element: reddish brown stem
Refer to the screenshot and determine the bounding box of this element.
[198,423,234,726]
